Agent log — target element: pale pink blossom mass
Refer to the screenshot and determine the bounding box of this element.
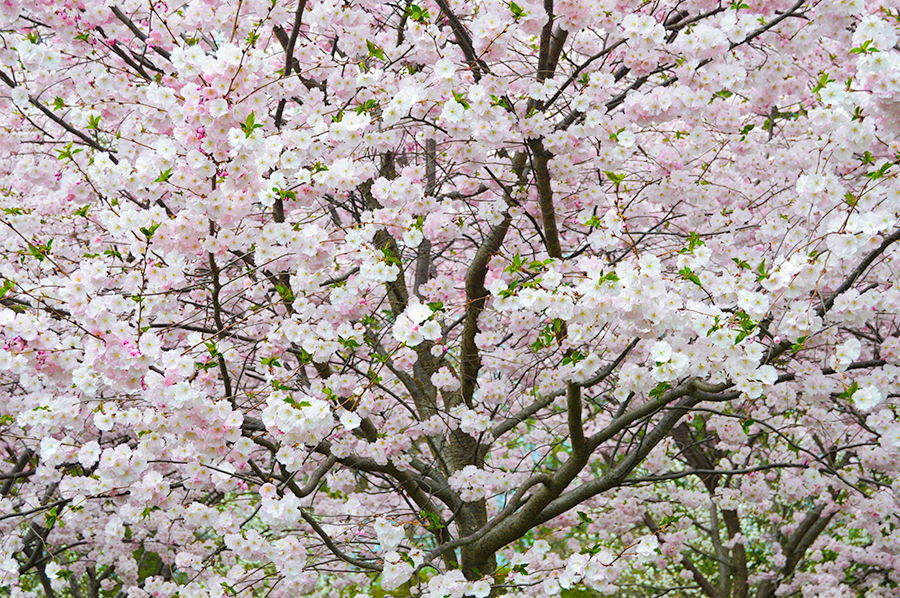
[0,0,899,597]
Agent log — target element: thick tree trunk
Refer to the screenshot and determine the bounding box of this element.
[447,429,496,579]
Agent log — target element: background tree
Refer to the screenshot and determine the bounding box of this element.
[0,1,899,597]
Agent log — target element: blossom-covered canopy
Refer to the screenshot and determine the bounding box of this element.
[1,1,899,597]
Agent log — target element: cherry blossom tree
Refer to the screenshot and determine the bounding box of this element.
[0,0,899,597]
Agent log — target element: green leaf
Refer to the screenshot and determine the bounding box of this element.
[262,356,283,368]
[596,270,619,284]
[706,315,721,337]
[604,171,626,186]
[405,3,431,22]
[530,320,563,351]
[756,258,767,281]
[57,142,83,161]
[498,279,518,299]
[338,336,361,349]
[241,112,264,138]
[649,382,670,401]
[688,231,705,251]
[141,506,161,519]
[366,40,385,61]
[736,309,756,331]
[380,246,401,267]
[811,72,834,93]
[104,247,123,260]
[300,347,312,365]
[505,253,525,273]
[274,283,295,302]
[420,509,445,530]
[52,96,65,111]
[678,266,702,287]
[840,381,860,401]
[73,205,90,217]
[732,257,750,270]
[734,330,752,344]
[562,351,586,366]
[27,239,52,261]
[866,162,892,181]
[0,279,14,299]
[659,515,682,528]
[139,222,161,240]
[510,1,526,19]
[490,95,509,109]
[355,98,378,115]
[284,395,310,409]
[849,39,878,55]
[45,507,59,529]
[155,168,173,183]
[195,358,217,371]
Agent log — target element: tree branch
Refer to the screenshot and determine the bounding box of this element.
[526,137,563,259]
[274,0,309,128]
[457,212,512,409]
[432,0,488,80]
[299,509,382,571]
[1,449,34,496]
[490,338,638,443]
[0,70,117,161]
[567,382,585,457]
[110,6,172,61]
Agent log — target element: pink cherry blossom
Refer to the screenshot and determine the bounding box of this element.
[0,1,899,598]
